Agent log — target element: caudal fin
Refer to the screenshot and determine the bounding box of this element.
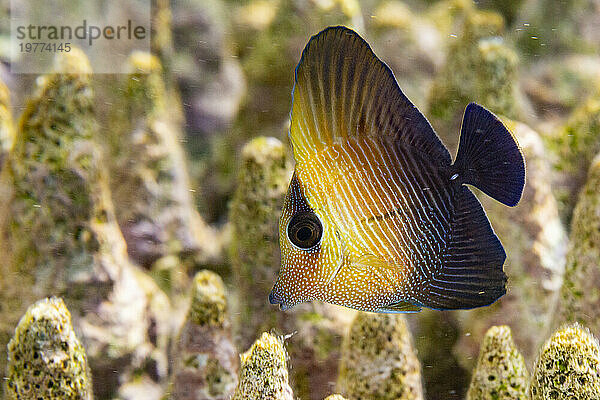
[452,103,525,207]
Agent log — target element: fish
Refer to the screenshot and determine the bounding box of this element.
[268,26,525,313]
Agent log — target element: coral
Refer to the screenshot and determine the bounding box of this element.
[476,38,520,118]
[546,93,600,225]
[324,396,347,400]
[0,50,170,399]
[555,153,600,333]
[228,136,291,347]
[188,271,228,327]
[5,297,92,400]
[169,0,246,221]
[427,8,519,150]
[466,325,529,400]
[284,303,355,400]
[424,0,474,37]
[530,324,600,399]
[109,52,221,278]
[337,313,424,400]
[455,120,567,367]
[169,270,237,400]
[232,332,294,400]
[0,76,14,166]
[227,137,352,400]
[171,0,245,136]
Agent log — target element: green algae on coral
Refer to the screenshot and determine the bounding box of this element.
[5,297,92,400]
[546,94,600,225]
[109,52,221,275]
[169,270,238,400]
[466,325,529,400]
[228,136,291,348]
[530,324,600,399]
[151,0,174,79]
[337,313,424,400]
[427,8,520,150]
[555,153,600,332]
[284,303,355,400]
[475,38,519,118]
[188,270,229,327]
[232,332,294,400]
[0,50,100,378]
[0,50,170,399]
[428,6,505,116]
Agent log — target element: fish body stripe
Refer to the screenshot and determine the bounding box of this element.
[297,136,455,296]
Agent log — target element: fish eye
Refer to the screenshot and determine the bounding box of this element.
[287,211,322,250]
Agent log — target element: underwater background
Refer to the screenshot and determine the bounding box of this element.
[0,0,599,399]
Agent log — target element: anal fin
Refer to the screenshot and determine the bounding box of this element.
[413,185,507,310]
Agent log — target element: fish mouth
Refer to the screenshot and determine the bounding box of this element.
[268,291,291,311]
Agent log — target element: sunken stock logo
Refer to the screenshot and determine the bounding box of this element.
[10,0,151,73]
[15,20,147,46]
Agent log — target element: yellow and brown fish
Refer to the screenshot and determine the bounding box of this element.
[269,26,525,313]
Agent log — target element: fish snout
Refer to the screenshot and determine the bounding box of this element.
[268,290,291,311]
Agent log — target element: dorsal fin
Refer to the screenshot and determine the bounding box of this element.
[290,26,451,165]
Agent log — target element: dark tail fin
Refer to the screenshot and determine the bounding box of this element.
[452,103,525,207]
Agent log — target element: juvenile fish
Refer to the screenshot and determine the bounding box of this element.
[269,26,525,313]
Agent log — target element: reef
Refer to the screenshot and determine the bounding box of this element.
[466,325,529,400]
[0,50,170,399]
[530,324,600,399]
[1,1,600,399]
[108,52,221,289]
[427,7,519,150]
[555,152,600,333]
[546,90,600,225]
[228,136,291,347]
[232,332,294,400]
[5,297,92,400]
[169,270,237,399]
[337,313,424,400]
